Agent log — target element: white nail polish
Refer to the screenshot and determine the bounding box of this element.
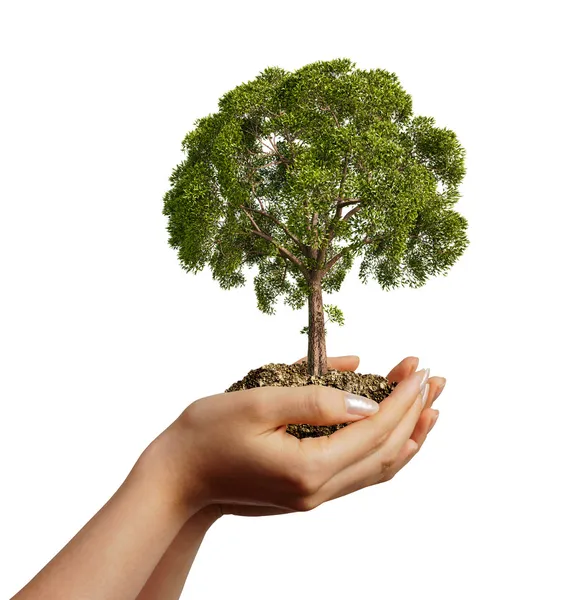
[420,382,430,407]
[345,393,379,416]
[419,367,430,395]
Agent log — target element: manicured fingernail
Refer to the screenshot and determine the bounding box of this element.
[434,379,446,400]
[345,393,379,416]
[428,411,439,432]
[414,368,430,395]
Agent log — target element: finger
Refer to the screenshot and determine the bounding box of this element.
[389,409,439,475]
[304,388,431,507]
[375,382,441,479]
[293,355,360,372]
[386,356,419,384]
[369,378,429,469]
[429,378,447,406]
[408,407,435,445]
[294,355,416,380]
[320,436,418,504]
[314,394,439,506]
[387,406,436,469]
[409,377,444,429]
[300,367,430,477]
[252,382,380,429]
[372,376,441,455]
[424,377,446,410]
[365,382,441,485]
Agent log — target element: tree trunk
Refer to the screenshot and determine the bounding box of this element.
[307,272,328,376]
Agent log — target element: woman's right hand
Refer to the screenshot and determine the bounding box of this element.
[215,355,443,517]
[147,355,443,520]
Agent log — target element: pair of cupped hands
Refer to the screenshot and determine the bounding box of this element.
[143,355,445,521]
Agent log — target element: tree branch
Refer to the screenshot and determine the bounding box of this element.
[259,158,288,169]
[324,246,349,273]
[319,100,341,128]
[323,234,381,273]
[240,206,309,278]
[245,207,308,254]
[338,154,349,197]
[240,205,262,232]
[251,131,292,166]
[337,198,362,209]
[342,204,363,221]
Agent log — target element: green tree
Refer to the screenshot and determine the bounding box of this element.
[162,58,469,376]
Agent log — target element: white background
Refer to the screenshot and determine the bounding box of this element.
[1,1,581,598]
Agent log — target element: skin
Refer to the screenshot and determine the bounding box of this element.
[11,355,445,600]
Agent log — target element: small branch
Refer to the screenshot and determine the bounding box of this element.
[319,99,341,128]
[337,198,362,209]
[338,154,349,197]
[310,212,322,265]
[264,108,285,119]
[255,132,291,166]
[342,205,363,221]
[324,155,352,249]
[240,206,309,278]
[323,234,381,273]
[282,130,298,163]
[332,197,363,222]
[257,232,310,278]
[260,158,288,169]
[245,207,308,254]
[324,246,348,273]
[240,205,262,233]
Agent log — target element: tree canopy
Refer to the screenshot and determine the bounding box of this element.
[162,58,468,370]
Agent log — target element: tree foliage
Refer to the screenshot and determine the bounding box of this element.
[162,58,469,328]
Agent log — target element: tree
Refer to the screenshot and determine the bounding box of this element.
[162,58,469,376]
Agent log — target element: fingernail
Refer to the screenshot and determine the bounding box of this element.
[419,381,430,407]
[434,379,446,401]
[414,368,430,396]
[345,393,379,416]
[428,411,439,432]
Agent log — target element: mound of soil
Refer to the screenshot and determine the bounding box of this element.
[225,362,399,440]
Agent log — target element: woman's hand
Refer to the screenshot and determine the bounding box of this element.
[148,355,444,520]
[293,354,445,491]
[210,355,444,517]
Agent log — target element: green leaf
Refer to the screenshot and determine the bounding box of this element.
[323,304,345,326]
[162,57,469,329]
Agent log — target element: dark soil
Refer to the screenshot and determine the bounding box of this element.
[225,362,399,440]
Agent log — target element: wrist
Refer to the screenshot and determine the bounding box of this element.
[136,423,210,521]
[192,503,223,524]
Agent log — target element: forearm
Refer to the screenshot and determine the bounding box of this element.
[135,505,221,600]
[11,447,194,600]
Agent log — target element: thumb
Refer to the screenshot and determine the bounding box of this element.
[259,385,379,426]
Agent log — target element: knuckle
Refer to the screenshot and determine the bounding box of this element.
[291,463,322,497]
[246,396,266,421]
[304,385,328,422]
[378,458,397,483]
[285,445,325,496]
[242,387,273,421]
[381,453,397,474]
